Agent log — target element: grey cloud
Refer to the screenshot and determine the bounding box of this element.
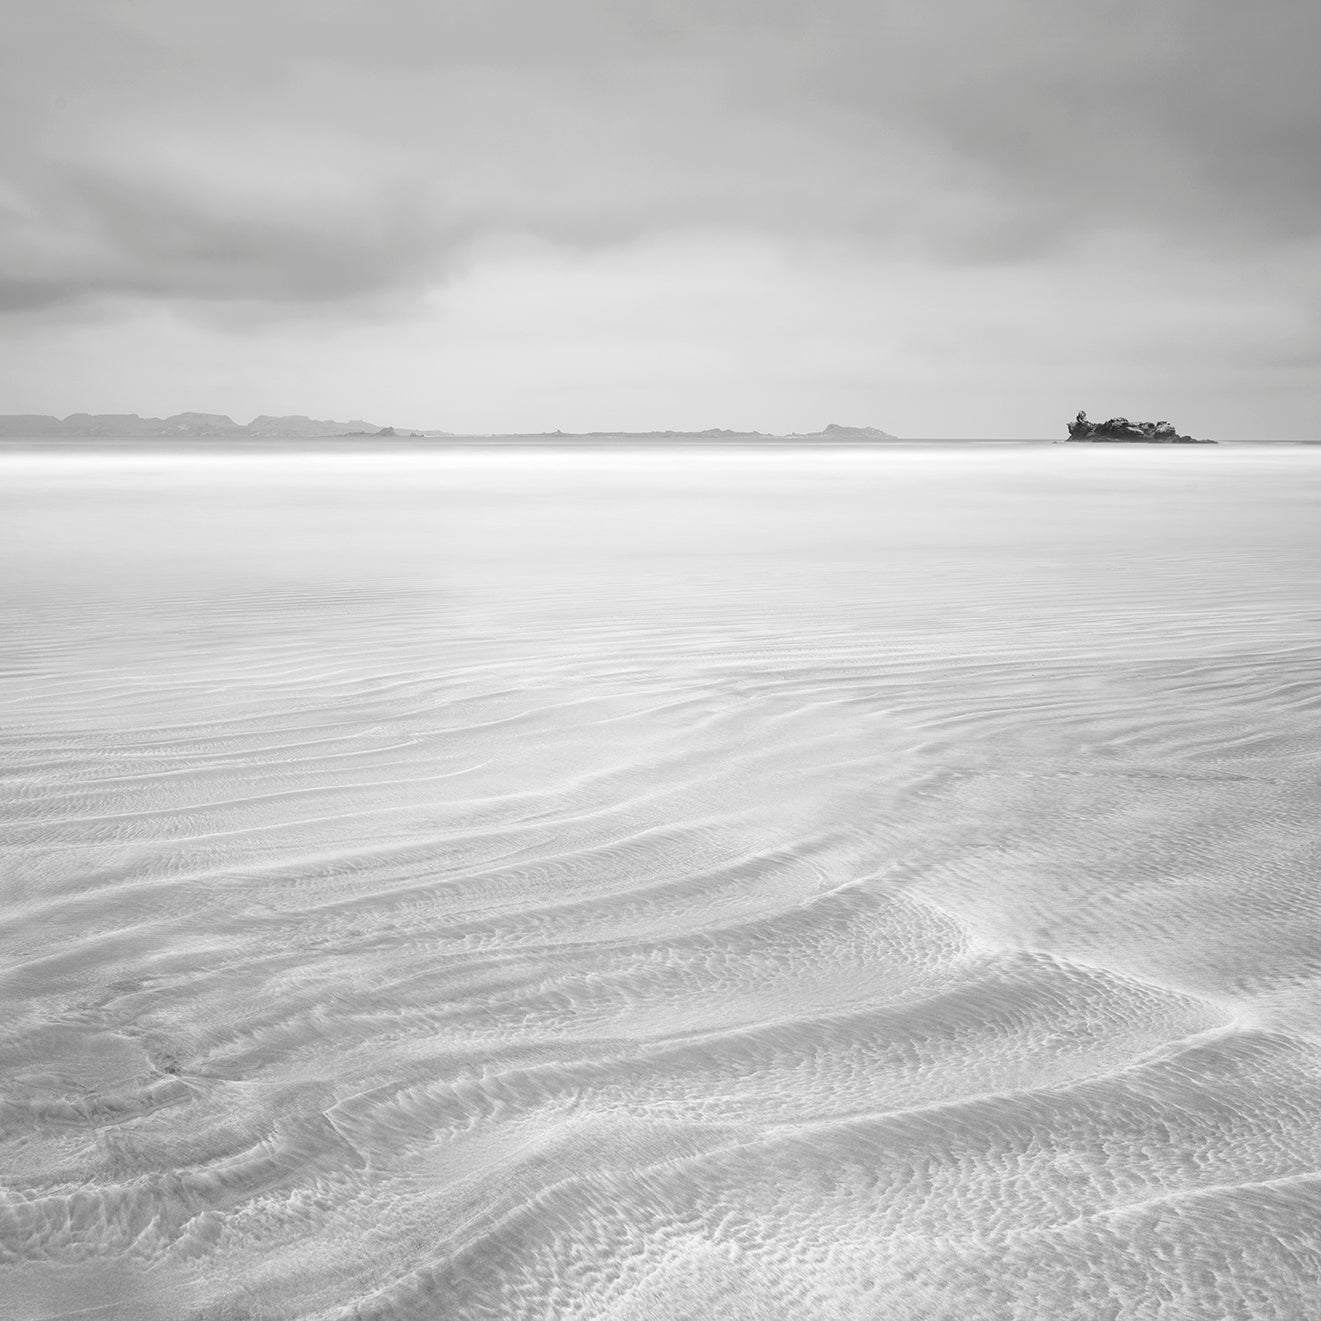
[2,0,1318,317]
[0,277,76,313]
[0,162,440,310]
[799,0,1321,244]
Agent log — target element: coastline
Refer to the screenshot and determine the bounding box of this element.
[0,434,1314,454]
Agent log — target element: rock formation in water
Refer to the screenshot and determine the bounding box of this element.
[1066,411,1214,444]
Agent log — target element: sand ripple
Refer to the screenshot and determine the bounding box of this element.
[2,447,1320,1319]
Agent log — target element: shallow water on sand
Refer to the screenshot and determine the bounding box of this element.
[2,444,1321,1320]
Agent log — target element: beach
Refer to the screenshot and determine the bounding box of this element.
[3,443,1320,1319]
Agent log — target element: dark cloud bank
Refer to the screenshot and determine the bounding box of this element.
[3,0,1319,317]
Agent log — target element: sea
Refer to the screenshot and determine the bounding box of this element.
[2,442,1320,1319]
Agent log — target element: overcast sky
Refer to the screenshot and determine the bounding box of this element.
[1,0,1318,436]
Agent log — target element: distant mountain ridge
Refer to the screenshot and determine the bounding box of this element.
[0,413,393,437]
[0,415,900,441]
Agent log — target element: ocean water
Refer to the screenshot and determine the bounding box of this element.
[2,444,1320,1320]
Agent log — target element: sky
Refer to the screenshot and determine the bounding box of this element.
[1,0,1318,437]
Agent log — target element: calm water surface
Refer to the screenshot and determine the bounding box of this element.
[2,445,1320,1319]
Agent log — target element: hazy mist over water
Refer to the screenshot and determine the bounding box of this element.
[3,446,1321,1319]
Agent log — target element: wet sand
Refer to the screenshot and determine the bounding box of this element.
[2,444,1320,1319]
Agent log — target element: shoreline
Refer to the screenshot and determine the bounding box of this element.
[0,435,1314,453]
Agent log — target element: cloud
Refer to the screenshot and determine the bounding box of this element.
[1,0,1319,320]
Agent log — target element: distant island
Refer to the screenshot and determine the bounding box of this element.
[791,424,897,441]
[0,415,900,443]
[1065,411,1214,444]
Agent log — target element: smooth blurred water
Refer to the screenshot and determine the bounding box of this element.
[2,444,1320,1319]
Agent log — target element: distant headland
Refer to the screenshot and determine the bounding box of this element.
[0,413,401,438]
[0,415,900,443]
[1065,411,1214,444]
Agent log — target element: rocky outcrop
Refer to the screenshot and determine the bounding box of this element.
[1066,411,1214,444]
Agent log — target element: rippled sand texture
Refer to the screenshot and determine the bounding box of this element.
[3,445,1321,1320]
